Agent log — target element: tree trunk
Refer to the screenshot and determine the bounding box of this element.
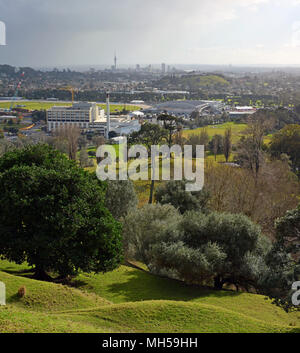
[214,275,224,290]
[33,268,53,282]
[149,180,155,204]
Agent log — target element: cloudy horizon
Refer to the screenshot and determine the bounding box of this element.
[1,0,300,67]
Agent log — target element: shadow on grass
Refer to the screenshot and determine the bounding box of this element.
[72,265,243,303]
[289,327,300,333]
[67,279,89,288]
[6,293,23,305]
[3,268,34,279]
[2,260,243,304]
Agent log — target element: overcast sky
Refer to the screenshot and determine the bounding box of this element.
[1,0,300,67]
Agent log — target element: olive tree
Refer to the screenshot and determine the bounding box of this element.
[123,203,270,290]
[105,180,138,220]
[122,203,182,263]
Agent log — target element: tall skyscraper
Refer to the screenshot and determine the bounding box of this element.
[161,63,166,74]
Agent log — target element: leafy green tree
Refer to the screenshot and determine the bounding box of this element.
[259,242,297,312]
[105,180,138,220]
[155,180,210,214]
[275,203,300,254]
[157,113,181,147]
[259,204,300,311]
[79,148,94,168]
[77,135,87,150]
[185,130,210,157]
[0,144,123,281]
[209,134,223,161]
[269,124,300,174]
[128,123,167,204]
[223,128,232,162]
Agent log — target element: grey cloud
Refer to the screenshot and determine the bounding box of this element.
[0,0,293,66]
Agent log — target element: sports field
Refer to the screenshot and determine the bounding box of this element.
[0,101,141,113]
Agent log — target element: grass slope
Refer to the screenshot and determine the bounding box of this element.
[60,301,298,333]
[0,271,109,313]
[0,261,299,333]
[183,122,248,143]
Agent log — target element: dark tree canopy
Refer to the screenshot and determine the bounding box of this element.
[275,203,300,254]
[157,113,181,147]
[269,124,300,173]
[260,204,300,311]
[0,144,123,280]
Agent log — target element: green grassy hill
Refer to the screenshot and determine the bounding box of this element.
[157,74,230,91]
[183,122,247,143]
[0,261,299,333]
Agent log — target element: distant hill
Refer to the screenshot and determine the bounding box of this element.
[155,74,230,91]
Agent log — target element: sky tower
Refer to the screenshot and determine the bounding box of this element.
[114,51,117,70]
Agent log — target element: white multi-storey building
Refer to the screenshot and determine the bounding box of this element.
[47,102,105,132]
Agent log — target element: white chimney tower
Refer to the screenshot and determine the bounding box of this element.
[106,92,110,139]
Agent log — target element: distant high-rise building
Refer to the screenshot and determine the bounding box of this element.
[136,64,140,71]
[161,63,166,74]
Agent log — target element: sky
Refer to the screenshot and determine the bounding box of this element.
[1,0,300,67]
